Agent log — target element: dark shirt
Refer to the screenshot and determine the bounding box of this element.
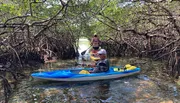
[95,59,110,72]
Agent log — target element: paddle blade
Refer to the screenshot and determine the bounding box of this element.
[81,46,91,55]
[81,50,86,55]
[74,62,79,66]
[74,62,82,66]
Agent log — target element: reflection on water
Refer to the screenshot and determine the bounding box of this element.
[31,80,111,102]
[137,74,150,81]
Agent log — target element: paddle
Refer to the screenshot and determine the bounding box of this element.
[74,62,82,66]
[81,46,91,55]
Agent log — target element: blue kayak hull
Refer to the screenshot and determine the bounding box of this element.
[31,67,140,81]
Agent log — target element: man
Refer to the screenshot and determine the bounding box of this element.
[89,49,110,73]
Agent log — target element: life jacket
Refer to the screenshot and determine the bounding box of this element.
[96,59,109,72]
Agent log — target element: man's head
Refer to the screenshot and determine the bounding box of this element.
[94,34,97,37]
[97,49,107,59]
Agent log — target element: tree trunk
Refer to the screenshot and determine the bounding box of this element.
[174,46,180,79]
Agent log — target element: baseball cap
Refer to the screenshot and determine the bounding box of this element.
[97,49,107,55]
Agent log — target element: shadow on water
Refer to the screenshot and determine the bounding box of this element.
[31,80,101,89]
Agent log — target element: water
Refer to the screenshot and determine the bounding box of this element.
[78,38,90,54]
[78,38,91,61]
[8,38,180,103]
[9,72,180,103]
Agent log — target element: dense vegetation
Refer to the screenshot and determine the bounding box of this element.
[0,0,180,102]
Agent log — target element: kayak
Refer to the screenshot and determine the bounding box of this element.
[31,66,141,81]
[90,50,100,61]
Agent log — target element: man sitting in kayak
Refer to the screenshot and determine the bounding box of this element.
[84,49,110,73]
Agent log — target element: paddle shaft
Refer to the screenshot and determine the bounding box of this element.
[81,46,91,55]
